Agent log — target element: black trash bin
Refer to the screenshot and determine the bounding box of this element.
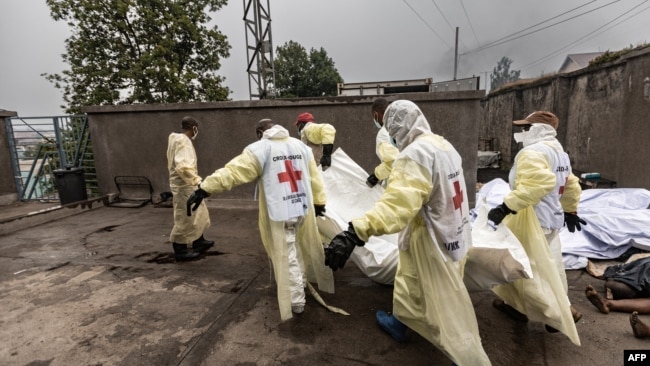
[53,166,88,205]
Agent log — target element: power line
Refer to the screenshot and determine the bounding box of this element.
[431,0,454,32]
[469,0,621,54]
[429,0,472,54]
[459,0,480,48]
[462,0,619,55]
[518,0,649,71]
[402,0,452,49]
[458,0,489,69]
[470,0,600,52]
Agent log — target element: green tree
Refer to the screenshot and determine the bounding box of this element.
[44,0,231,114]
[273,41,343,98]
[490,56,521,91]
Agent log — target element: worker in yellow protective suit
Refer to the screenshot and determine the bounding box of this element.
[487,111,585,345]
[295,112,336,171]
[187,119,334,320]
[325,100,491,366]
[365,98,399,188]
[167,116,213,261]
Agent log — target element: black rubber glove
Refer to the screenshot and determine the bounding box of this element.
[320,144,334,170]
[186,187,210,216]
[324,223,365,271]
[314,204,326,217]
[487,203,516,226]
[564,212,587,233]
[366,173,380,188]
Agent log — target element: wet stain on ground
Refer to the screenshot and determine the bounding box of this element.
[45,261,70,271]
[96,225,120,233]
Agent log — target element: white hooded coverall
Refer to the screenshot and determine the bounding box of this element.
[494,123,581,345]
[300,121,336,165]
[200,125,334,320]
[167,132,210,245]
[352,100,491,366]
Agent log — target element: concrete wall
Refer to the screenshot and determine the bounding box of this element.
[481,46,650,189]
[618,50,650,188]
[564,66,626,177]
[83,91,484,205]
[0,110,18,205]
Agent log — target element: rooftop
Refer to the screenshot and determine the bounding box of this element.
[0,199,641,365]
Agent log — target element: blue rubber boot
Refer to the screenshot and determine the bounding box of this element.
[376,310,407,342]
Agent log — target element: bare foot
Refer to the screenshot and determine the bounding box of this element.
[585,285,610,314]
[630,311,650,338]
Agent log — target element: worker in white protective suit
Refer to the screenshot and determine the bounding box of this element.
[487,111,585,344]
[365,98,399,188]
[167,116,213,261]
[187,119,334,320]
[325,100,491,366]
[295,112,336,171]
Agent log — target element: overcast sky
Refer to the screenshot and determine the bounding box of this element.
[1,0,649,116]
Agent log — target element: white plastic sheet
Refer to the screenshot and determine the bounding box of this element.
[319,149,533,288]
[474,179,650,269]
[464,199,533,292]
[319,149,398,285]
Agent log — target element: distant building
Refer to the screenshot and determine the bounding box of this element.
[337,76,480,96]
[558,52,603,73]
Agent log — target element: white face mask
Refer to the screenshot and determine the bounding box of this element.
[373,112,383,129]
[513,131,528,144]
[191,126,199,140]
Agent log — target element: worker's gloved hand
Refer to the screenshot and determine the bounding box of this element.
[186,187,210,216]
[314,204,326,217]
[324,223,365,271]
[564,212,587,233]
[320,144,334,170]
[366,173,380,188]
[487,203,516,227]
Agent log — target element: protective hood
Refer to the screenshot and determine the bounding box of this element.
[521,123,557,147]
[383,100,432,150]
[262,124,290,140]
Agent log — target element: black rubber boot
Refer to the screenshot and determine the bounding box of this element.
[493,298,529,322]
[192,235,214,253]
[173,243,200,261]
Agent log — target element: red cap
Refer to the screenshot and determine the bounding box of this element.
[295,112,314,126]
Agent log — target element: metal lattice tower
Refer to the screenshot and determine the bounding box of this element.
[243,0,275,100]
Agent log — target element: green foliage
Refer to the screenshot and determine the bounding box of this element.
[44,0,231,114]
[588,43,649,67]
[490,56,521,91]
[273,41,343,98]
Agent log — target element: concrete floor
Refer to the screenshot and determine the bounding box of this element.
[0,199,646,366]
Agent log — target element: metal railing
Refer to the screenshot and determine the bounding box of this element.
[5,115,99,202]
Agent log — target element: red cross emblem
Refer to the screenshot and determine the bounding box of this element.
[559,177,567,195]
[452,181,464,214]
[277,160,302,192]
